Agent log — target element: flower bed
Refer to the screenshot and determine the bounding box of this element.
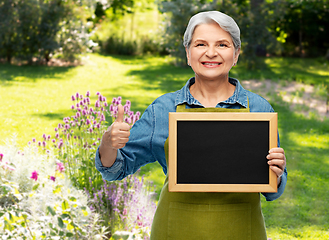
[0,93,157,239]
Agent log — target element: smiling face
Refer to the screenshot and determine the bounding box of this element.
[186,22,240,83]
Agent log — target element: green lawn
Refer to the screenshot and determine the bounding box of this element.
[1,54,329,239]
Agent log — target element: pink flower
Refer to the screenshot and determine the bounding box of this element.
[86,91,90,97]
[56,162,65,173]
[57,141,63,149]
[30,170,39,181]
[71,95,76,101]
[50,176,56,182]
[0,153,3,162]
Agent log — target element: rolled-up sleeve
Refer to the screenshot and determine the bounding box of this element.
[95,147,125,181]
[262,167,287,201]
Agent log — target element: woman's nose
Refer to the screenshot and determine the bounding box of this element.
[205,46,218,58]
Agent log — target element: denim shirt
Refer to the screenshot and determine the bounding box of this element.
[95,77,287,201]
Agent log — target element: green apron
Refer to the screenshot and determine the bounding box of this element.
[150,103,267,240]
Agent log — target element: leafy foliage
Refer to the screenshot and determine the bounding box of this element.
[0,0,97,64]
[0,142,108,239]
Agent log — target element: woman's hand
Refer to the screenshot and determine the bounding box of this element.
[99,105,130,167]
[267,148,286,185]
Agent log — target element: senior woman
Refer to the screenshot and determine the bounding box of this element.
[96,11,287,239]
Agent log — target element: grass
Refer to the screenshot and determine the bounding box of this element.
[1,54,329,239]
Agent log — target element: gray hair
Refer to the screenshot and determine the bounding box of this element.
[183,11,241,51]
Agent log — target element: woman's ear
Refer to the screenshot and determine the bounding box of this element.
[234,47,240,65]
[185,47,191,66]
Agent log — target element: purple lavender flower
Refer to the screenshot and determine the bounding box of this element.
[95,100,100,108]
[86,91,90,97]
[71,105,75,110]
[71,95,76,101]
[50,176,56,182]
[42,141,46,147]
[38,141,41,147]
[42,133,46,140]
[96,92,100,96]
[0,153,3,162]
[80,94,83,99]
[76,92,79,99]
[57,141,63,149]
[30,170,38,181]
[32,138,36,143]
[86,119,91,125]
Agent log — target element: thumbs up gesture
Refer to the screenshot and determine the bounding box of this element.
[105,104,131,150]
[99,104,131,167]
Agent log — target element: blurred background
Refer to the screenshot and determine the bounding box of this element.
[0,0,328,239]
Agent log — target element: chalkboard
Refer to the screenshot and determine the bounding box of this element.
[168,112,278,192]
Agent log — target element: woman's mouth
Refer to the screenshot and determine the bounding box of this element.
[202,62,222,66]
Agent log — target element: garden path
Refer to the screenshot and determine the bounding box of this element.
[242,79,328,119]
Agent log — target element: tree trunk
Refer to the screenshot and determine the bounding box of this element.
[250,0,266,57]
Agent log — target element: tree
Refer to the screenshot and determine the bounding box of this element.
[0,0,97,64]
[269,0,329,58]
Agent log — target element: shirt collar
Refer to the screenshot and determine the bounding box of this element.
[175,77,248,108]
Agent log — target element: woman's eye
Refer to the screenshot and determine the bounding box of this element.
[196,43,205,47]
[219,43,228,47]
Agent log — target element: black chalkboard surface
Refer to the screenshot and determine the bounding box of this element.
[168,112,278,192]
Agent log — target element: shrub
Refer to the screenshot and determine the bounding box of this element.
[0,141,109,239]
[0,0,97,64]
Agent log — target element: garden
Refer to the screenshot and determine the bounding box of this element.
[1,0,329,239]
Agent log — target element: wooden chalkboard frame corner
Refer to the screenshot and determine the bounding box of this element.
[168,112,278,193]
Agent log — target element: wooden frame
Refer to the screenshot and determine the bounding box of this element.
[168,112,278,193]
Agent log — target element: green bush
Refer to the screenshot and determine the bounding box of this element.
[0,0,97,64]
